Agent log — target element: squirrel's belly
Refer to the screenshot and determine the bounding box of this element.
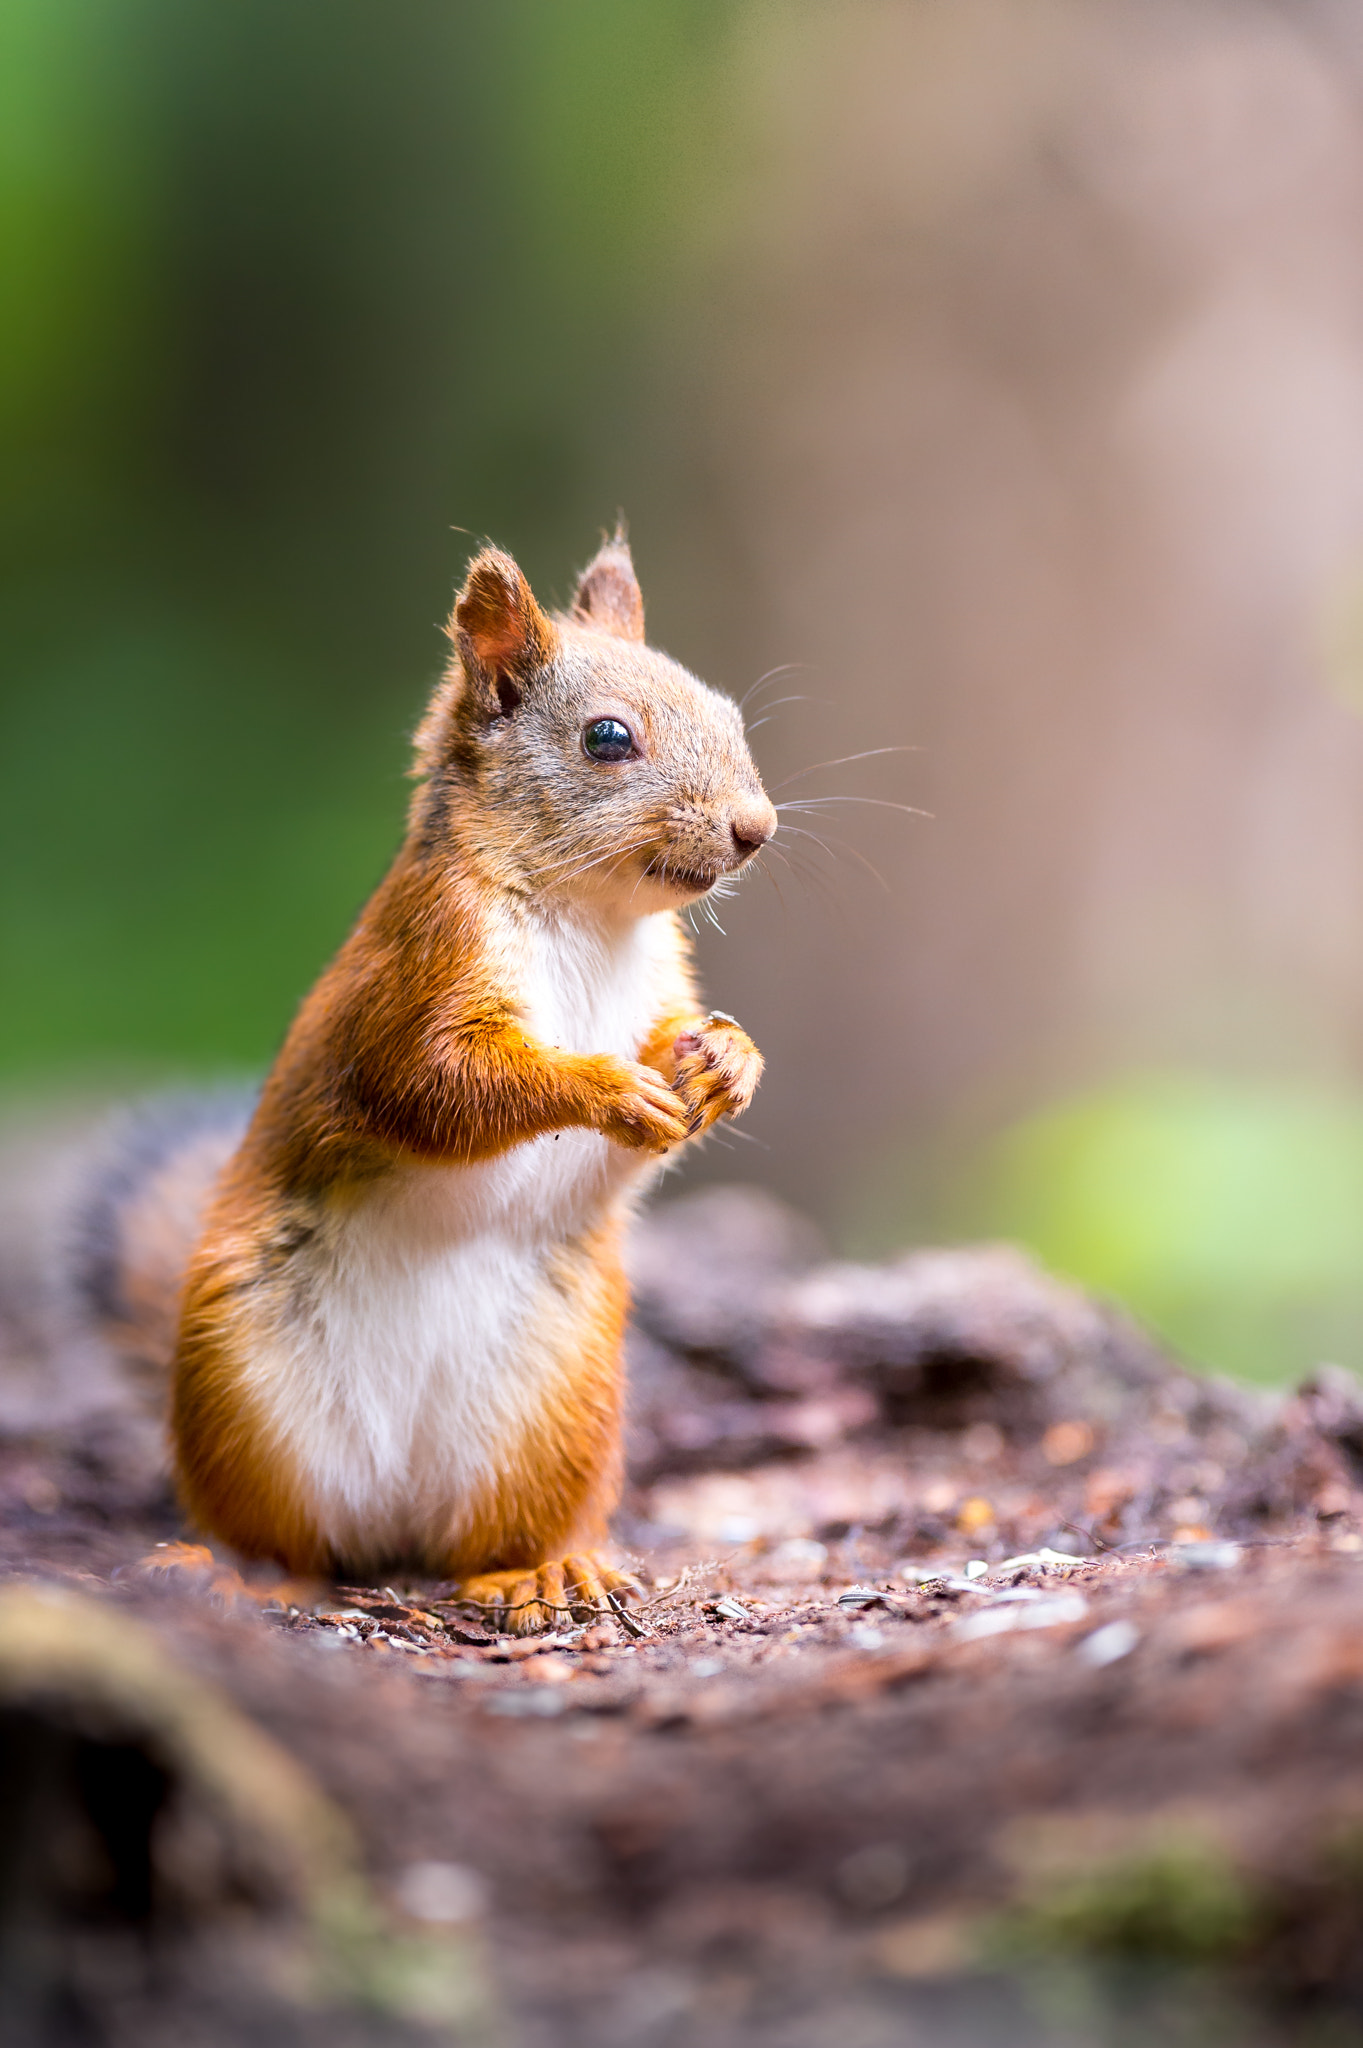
[248,1134,640,1567]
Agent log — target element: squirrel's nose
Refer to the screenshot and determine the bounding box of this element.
[729,796,777,860]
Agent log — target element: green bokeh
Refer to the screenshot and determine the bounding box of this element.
[2,0,741,1077]
[965,1072,1363,1385]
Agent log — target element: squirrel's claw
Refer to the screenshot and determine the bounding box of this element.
[671,1013,763,1137]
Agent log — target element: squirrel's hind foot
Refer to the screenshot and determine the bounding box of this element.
[454,1554,641,1637]
[116,1539,325,1615]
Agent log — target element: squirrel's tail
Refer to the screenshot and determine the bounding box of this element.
[70,1090,254,1391]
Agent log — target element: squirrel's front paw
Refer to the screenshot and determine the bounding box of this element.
[672,1012,763,1136]
[594,1059,690,1154]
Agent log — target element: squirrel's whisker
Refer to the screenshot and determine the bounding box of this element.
[776,795,929,818]
[745,693,810,730]
[769,746,915,793]
[737,661,806,713]
[754,859,789,915]
[712,1121,769,1150]
[535,834,656,887]
[778,822,890,894]
[760,836,842,907]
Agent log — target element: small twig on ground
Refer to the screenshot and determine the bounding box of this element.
[1061,1519,1117,1555]
[607,1592,648,1639]
[635,1564,707,1613]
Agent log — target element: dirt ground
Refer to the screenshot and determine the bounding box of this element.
[5,1169,1363,2046]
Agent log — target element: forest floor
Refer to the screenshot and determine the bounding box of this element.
[4,1165,1363,2046]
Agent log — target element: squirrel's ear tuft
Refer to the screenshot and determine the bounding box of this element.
[450,548,558,711]
[571,531,645,642]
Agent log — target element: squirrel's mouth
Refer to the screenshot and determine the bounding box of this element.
[645,856,720,896]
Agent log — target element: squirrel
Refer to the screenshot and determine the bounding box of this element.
[78,534,775,1632]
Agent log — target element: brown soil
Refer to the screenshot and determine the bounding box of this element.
[4,1178,1363,2045]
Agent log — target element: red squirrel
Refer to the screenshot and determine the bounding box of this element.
[85,535,775,1631]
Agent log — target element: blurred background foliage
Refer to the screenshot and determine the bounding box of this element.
[10,0,1363,1387]
[1,0,741,1068]
[961,1074,1363,1387]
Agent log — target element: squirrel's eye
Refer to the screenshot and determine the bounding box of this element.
[582,717,634,763]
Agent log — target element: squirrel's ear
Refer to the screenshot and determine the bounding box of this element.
[450,547,558,714]
[570,532,645,642]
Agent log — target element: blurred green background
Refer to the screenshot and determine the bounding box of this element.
[1,0,741,1069]
[10,0,1363,1388]
[954,1074,1363,1388]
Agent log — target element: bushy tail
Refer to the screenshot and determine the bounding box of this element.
[70,1091,255,1390]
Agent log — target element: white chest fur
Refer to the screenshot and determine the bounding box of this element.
[251,907,682,1566]
[520,902,672,1057]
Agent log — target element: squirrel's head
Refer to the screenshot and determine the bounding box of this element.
[414,534,776,916]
